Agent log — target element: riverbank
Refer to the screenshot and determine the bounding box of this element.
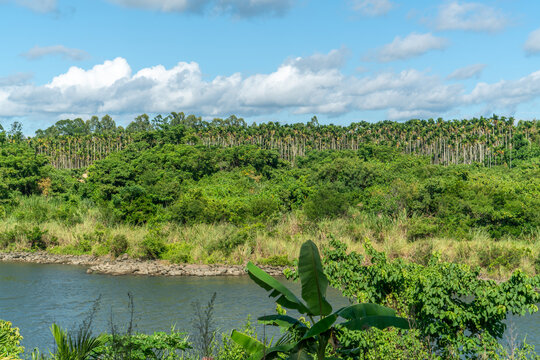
[0,252,285,277]
[1,210,538,281]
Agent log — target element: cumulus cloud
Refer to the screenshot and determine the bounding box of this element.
[435,1,508,32]
[370,32,448,62]
[466,70,540,108]
[351,0,394,16]
[524,28,540,55]
[3,49,540,121]
[13,0,56,12]
[21,45,89,61]
[106,0,294,17]
[447,64,486,80]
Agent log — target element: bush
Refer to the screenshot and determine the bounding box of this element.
[0,320,24,359]
[140,231,167,260]
[0,226,52,250]
[258,254,292,266]
[406,216,438,241]
[112,185,157,225]
[53,202,82,226]
[26,226,48,250]
[97,330,191,359]
[208,228,254,256]
[110,234,129,258]
[319,239,540,358]
[303,185,348,221]
[162,242,193,263]
[0,229,20,250]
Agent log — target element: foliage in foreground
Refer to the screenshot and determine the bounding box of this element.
[0,320,24,360]
[314,238,540,359]
[231,240,409,359]
[1,238,539,359]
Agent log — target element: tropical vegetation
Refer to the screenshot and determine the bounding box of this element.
[0,114,539,359]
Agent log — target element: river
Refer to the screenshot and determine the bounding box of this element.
[0,262,538,354]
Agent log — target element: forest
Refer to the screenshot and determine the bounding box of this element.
[9,113,537,168]
[0,114,539,359]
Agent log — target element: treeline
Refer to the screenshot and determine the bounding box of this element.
[2,132,539,241]
[0,124,539,276]
[10,113,539,168]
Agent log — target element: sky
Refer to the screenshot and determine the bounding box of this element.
[1,0,540,133]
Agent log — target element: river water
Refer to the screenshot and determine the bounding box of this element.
[0,262,538,354]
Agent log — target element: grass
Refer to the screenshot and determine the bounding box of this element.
[0,196,538,280]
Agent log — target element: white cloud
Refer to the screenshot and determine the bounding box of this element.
[21,45,89,61]
[13,0,56,12]
[435,1,508,32]
[351,0,394,16]
[106,0,294,16]
[466,70,540,108]
[524,28,540,55]
[447,64,486,80]
[3,50,540,122]
[370,32,448,62]
[286,47,350,72]
[47,58,131,90]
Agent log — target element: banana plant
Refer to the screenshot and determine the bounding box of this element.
[231,240,409,360]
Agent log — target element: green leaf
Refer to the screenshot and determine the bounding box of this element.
[247,262,309,314]
[231,330,265,355]
[342,315,410,331]
[302,314,338,340]
[264,343,298,358]
[287,346,314,360]
[258,314,308,329]
[298,240,332,316]
[336,303,397,320]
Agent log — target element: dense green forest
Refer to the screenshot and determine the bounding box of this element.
[1,115,540,359]
[0,115,539,276]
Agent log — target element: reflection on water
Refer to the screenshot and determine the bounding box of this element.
[0,262,538,353]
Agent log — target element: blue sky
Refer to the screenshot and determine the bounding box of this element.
[1,0,540,133]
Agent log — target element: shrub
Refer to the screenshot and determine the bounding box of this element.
[76,236,93,253]
[112,185,157,225]
[0,320,24,359]
[162,242,193,264]
[26,226,48,250]
[258,254,292,266]
[98,330,191,359]
[406,216,438,241]
[140,231,167,260]
[53,202,83,226]
[303,185,348,221]
[110,234,129,258]
[208,228,254,256]
[320,238,540,358]
[0,229,20,250]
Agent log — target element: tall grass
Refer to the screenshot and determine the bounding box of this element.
[1,197,538,279]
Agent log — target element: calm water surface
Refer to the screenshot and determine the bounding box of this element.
[0,262,538,354]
